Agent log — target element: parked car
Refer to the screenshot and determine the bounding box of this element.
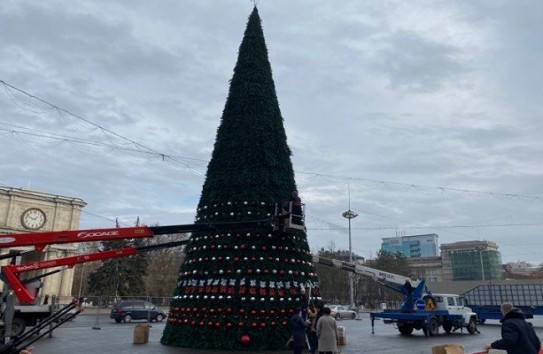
[110,300,166,323]
[327,304,357,320]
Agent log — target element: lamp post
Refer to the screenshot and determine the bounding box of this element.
[342,209,358,307]
[477,247,486,281]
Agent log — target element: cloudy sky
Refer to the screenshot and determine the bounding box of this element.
[1,1,542,264]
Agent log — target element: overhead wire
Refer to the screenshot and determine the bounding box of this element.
[0,80,208,173]
[297,171,543,202]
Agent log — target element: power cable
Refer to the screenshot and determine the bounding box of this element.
[0,80,208,172]
[298,171,543,201]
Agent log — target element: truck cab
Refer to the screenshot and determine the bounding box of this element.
[370,289,479,337]
[417,293,478,335]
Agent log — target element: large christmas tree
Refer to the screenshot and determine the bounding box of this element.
[160,7,320,350]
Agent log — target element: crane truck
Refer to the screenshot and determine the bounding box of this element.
[310,256,479,337]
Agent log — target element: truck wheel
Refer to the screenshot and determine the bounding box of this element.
[398,322,413,335]
[10,317,26,337]
[350,313,356,320]
[114,319,122,323]
[335,313,341,320]
[442,321,453,333]
[429,317,439,336]
[123,314,132,323]
[467,317,477,334]
[156,314,164,322]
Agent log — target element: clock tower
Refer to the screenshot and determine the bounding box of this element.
[0,186,87,301]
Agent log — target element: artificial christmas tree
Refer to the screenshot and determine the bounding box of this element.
[161,7,320,350]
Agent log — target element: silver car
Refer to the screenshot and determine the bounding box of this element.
[327,304,357,320]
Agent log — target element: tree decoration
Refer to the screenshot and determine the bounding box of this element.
[240,334,251,346]
[160,6,319,351]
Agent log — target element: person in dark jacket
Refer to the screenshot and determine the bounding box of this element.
[308,302,324,354]
[484,302,541,354]
[290,312,310,354]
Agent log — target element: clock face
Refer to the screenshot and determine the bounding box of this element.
[21,208,47,230]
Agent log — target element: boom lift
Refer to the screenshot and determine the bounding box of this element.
[0,218,277,340]
[310,256,479,337]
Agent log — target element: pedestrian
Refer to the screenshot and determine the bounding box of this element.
[289,312,310,354]
[316,306,338,354]
[484,302,541,354]
[308,302,324,354]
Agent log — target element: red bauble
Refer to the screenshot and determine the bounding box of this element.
[238,321,244,328]
[240,335,251,346]
[260,322,266,328]
[226,322,233,329]
[251,322,257,328]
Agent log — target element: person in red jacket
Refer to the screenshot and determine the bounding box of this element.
[484,302,541,354]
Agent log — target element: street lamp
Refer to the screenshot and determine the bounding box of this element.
[342,209,358,307]
[476,247,486,281]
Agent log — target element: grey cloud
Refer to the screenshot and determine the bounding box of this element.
[373,31,466,92]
